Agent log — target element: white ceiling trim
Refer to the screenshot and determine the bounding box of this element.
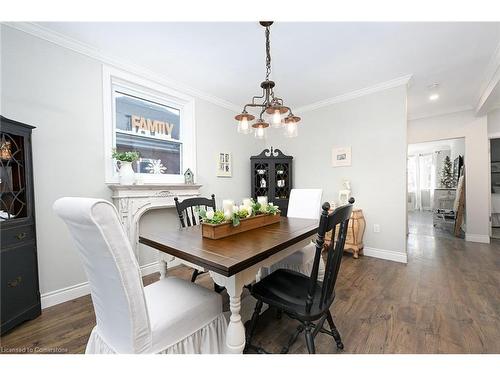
[294,74,413,114]
[475,39,500,115]
[408,105,474,122]
[3,22,241,112]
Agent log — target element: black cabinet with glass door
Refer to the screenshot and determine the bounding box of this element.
[1,116,40,335]
[250,147,293,216]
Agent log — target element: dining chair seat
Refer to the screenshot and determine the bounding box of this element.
[144,277,224,353]
[252,269,332,321]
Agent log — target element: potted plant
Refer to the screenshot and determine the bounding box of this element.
[112,150,140,185]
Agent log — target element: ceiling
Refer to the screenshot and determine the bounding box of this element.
[37,22,500,118]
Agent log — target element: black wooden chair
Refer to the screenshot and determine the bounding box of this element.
[245,198,354,354]
[174,194,224,293]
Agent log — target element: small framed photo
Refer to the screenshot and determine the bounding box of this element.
[332,146,352,167]
[217,152,232,177]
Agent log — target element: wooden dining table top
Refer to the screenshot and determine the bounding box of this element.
[139,217,319,277]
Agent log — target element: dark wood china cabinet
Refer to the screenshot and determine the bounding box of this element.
[0,116,40,335]
[250,147,293,216]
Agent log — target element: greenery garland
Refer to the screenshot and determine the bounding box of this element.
[198,198,280,227]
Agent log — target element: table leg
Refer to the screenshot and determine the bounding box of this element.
[210,272,246,354]
[158,253,174,279]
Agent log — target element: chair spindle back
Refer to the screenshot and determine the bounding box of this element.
[174,194,216,228]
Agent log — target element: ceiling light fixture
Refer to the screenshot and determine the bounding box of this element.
[234,21,300,139]
[428,83,440,101]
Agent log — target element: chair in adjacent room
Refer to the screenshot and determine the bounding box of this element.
[246,198,354,354]
[54,197,227,354]
[260,188,323,279]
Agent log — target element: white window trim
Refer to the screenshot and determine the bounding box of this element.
[103,65,196,184]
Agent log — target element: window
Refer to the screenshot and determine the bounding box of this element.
[103,67,195,184]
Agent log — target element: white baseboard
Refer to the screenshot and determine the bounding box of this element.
[40,261,172,309]
[363,247,408,264]
[465,233,491,244]
[40,281,90,309]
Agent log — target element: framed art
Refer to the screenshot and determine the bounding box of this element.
[217,152,232,177]
[332,146,352,167]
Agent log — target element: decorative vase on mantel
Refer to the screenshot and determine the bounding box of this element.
[118,161,136,185]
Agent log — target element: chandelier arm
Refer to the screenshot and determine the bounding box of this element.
[243,103,266,112]
[251,89,266,104]
[259,107,266,118]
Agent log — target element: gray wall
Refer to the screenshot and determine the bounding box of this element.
[1,25,263,296]
[266,86,408,257]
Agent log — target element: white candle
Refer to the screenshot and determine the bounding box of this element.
[257,196,268,207]
[222,199,234,215]
[242,198,252,207]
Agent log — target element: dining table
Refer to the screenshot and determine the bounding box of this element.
[139,216,319,354]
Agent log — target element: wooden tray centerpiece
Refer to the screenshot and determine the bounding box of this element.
[199,198,281,239]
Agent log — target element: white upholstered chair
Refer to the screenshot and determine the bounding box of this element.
[53,197,227,354]
[261,189,324,279]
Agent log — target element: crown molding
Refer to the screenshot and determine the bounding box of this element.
[294,74,413,114]
[2,22,241,112]
[408,105,474,121]
[475,36,500,115]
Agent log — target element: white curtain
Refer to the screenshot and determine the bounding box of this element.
[407,153,435,211]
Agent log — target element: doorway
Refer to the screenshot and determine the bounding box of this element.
[490,138,500,239]
[407,138,465,239]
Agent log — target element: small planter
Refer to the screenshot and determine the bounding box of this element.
[202,213,281,239]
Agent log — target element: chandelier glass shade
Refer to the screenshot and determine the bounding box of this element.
[234,22,301,138]
[235,112,255,134]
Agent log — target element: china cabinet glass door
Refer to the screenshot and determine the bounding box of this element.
[0,132,28,221]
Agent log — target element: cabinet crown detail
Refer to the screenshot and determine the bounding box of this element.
[251,147,292,159]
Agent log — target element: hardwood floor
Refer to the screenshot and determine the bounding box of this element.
[1,233,499,354]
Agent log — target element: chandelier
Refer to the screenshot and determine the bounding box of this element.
[234,21,301,139]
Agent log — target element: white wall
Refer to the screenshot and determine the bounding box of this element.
[488,108,500,136]
[267,85,409,263]
[1,25,261,303]
[408,110,490,243]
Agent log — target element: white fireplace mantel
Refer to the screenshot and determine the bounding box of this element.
[107,183,202,269]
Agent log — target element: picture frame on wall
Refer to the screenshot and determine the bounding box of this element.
[217,152,232,177]
[332,146,352,167]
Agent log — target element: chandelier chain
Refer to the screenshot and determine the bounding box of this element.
[265,26,271,81]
